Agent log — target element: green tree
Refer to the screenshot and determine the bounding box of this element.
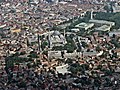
[65,58,73,64]
[96,45,101,52]
[64,43,75,53]
[6,60,14,68]
[68,66,77,74]
[110,39,120,48]
[104,5,111,13]
[28,53,39,58]
[81,42,88,48]
[41,41,48,50]
[109,13,120,29]
[52,46,64,50]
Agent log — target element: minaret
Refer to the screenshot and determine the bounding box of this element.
[48,29,51,48]
[64,29,66,44]
[90,9,93,20]
[37,34,41,52]
[38,33,42,60]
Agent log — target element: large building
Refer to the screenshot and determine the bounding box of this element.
[48,51,62,59]
[109,31,120,37]
[95,25,112,31]
[49,31,66,48]
[75,22,94,30]
[89,19,115,26]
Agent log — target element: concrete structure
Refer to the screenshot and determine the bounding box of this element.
[89,19,115,26]
[112,3,120,13]
[90,9,94,20]
[95,25,111,31]
[48,51,62,59]
[56,64,70,74]
[48,50,83,59]
[0,23,6,29]
[49,31,66,48]
[71,28,79,32]
[109,31,120,37]
[83,51,97,56]
[11,28,21,33]
[64,52,82,59]
[75,23,94,30]
[30,0,39,4]
[28,35,37,44]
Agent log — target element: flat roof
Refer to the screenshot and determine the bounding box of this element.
[95,25,111,31]
[75,22,94,30]
[71,28,79,32]
[11,29,21,33]
[56,64,69,74]
[89,19,115,25]
[109,31,120,36]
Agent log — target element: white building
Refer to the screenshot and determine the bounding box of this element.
[95,25,111,31]
[75,23,94,30]
[109,31,120,37]
[71,28,79,32]
[89,19,115,26]
[112,3,120,13]
[56,64,70,74]
[49,31,66,48]
[48,51,62,59]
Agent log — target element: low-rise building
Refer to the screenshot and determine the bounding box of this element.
[89,19,115,26]
[75,22,94,30]
[71,28,79,32]
[48,51,62,59]
[109,31,120,37]
[95,25,111,31]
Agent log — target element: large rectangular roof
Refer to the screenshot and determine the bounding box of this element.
[95,25,111,31]
[89,19,115,26]
[75,22,94,30]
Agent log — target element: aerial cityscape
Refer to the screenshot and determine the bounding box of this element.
[1,0,120,90]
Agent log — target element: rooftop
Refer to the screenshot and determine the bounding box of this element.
[75,22,94,30]
[95,25,111,31]
[89,19,115,26]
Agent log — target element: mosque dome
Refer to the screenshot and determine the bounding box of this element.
[52,31,60,36]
